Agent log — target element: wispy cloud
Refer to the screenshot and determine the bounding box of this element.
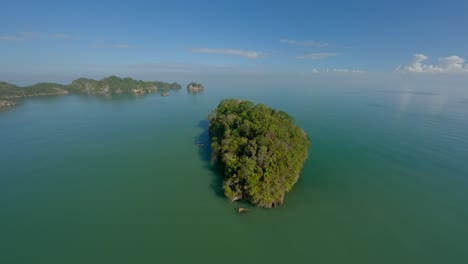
[396,54,468,74]
[85,62,269,74]
[0,32,71,42]
[111,44,135,49]
[280,39,328,48]
[18,32,41,38]
[191,48,260,59]
[296,52,338,59]
[312,68,365,74]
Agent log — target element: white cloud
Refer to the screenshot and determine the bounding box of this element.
[296,52,338,59]
[18,32,41,38]
[280,39,328,48]
[312,68,365,74]
[191,48,260,59]
[112,44,134,49]
[396,54,468,74]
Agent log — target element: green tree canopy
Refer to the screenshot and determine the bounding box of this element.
[209,98,310,208]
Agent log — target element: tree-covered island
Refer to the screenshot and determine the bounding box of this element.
[209,99,310,208]
[69,76,181,94]
[187,82,204,93]
[0,76,181,108]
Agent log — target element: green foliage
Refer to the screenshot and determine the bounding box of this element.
[0,77,182,99]
[0,82,18,90]
[0,82,21,98]
[187,82,204,93]
[188,82,202,86]
[24,83,69,95]
[0,82,68,99]
[69,76,181,94]
[209,98,310,208]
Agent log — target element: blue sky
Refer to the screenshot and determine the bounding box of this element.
[2,0,468,80]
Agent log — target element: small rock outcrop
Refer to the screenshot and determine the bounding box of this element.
[0,100,16,108]
[132,88,145,94]
[236,207,250,214]
[187,82,204,93]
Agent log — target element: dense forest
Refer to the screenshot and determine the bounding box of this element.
[69,76,181,94]
[0,82,69,99]
[187,82,204,93]
[209,99,310,208]
[0,76,181,107]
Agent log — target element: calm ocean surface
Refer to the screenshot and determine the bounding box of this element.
[1,75,467,263]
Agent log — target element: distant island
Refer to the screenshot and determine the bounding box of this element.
[0,76,181,108]
[187,82,204,93]
[209,99,310,208]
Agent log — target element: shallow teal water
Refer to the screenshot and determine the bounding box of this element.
[1,76,468,263]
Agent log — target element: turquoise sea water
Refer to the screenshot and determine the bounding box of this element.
[1,75,468,263]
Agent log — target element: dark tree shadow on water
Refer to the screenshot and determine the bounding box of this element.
[195,119,225,198]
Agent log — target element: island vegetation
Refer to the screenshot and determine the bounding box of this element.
[209,99,310,208]
[187,82,204,93]
[0,81,69,99]
[68,76,180,95]
[0,76,181,108]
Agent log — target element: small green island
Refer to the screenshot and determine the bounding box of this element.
[209,99,310,208]
[187,82,204,93]
[0,76,181,108]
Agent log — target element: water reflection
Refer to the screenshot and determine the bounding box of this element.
[398,91,412,113]
[195,119,225,198]
[380,90,438,96]
[385,87,450,117]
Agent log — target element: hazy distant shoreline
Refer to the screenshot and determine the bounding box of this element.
[0,75,182,108]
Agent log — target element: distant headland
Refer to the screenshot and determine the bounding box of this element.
[0,76,185,108]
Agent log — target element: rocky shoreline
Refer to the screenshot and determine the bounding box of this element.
[1,76,181,97]
[187,82,204,93]
[0,77,204,110]
[0,100,16,108]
